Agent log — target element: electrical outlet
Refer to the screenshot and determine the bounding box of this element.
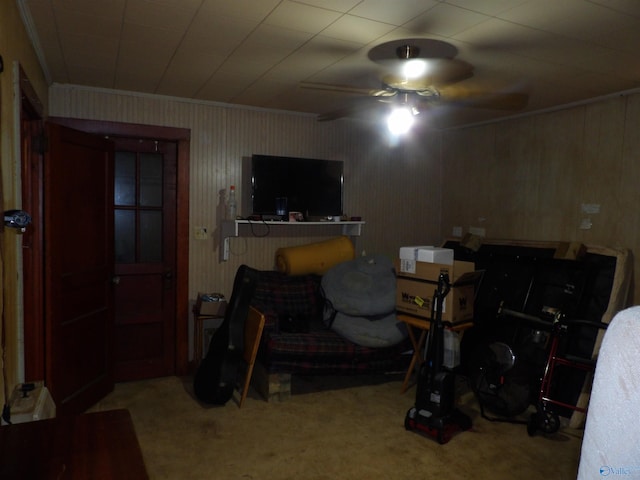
[194,226,208,240]
[579,218,593,230]
[581,203,600,214]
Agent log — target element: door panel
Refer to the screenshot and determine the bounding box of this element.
[43,116,191,379]
[44,123,114,415]
[112,138,177,381]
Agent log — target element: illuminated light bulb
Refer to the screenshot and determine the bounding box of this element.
[402,59,427,78]
[387,107,414,135]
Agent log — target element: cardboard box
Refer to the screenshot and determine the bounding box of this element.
[399,246,454,266]
[196,293,227,317]
[2,381,56,424]
[554,242,586,260]
[399,245,433,260]
[396,258,475,283]
[395,259,481,325]
[396,277,475,324]
[416,247,454,265]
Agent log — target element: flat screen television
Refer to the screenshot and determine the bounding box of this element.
[248,154,344,219]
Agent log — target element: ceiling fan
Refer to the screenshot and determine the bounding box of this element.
[301,39,529,124]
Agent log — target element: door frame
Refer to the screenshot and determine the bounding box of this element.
[19,65,45,382]
[29,117,191,377]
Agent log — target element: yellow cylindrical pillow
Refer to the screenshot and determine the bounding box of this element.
[275,236,356,276]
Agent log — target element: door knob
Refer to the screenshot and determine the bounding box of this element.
[164,271,173,290]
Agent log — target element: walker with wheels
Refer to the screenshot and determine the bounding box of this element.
[525,312,608,436]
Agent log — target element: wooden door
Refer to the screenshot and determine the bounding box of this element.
[112,137,177,381]
[44,123,114,415]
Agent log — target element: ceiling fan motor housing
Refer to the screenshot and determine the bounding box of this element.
[397,45,420,59]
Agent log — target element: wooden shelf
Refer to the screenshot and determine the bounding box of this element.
[219,220,365,261]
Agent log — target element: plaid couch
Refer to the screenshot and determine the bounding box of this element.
[250,270,411,376]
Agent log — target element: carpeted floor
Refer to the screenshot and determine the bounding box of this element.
[88,375,583,479]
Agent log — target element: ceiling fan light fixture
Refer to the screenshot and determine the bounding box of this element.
[387,107,415,135]
[396,45,420,59]
[402,59,427,78]
[396,44,426,79]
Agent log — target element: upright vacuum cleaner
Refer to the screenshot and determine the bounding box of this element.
[405,273,472,444]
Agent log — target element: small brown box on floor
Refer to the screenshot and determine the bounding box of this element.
[195,293,227,317]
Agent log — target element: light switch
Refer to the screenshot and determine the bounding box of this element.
[194,226,208,240]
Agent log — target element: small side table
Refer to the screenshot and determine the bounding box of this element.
[193,302,224,366]
[398,313,473,393]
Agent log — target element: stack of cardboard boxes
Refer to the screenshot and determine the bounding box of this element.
[395,246,481,325]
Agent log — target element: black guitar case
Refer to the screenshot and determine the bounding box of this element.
[193,265,258,405]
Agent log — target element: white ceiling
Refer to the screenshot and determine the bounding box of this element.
[18,0,640,128]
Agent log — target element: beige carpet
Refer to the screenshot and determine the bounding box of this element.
[89,375,583,479]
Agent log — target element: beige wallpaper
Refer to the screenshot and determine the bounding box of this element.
[1,0,50,407]
[48,84,640,351]
[440,92,640,304]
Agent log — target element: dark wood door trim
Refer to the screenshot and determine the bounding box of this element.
[49,117,191,376]
[19,66,45,381]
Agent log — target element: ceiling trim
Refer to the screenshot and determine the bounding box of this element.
[52,81,640,134]
[440,86,640,132]
[50,82,319,119]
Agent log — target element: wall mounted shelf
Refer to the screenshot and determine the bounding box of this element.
[219,220,365,261]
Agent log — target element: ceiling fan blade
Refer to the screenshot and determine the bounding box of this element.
[317,96,387,122]
[299,81,381,96]
[317,107,360,122]
[435,85,529,110]
[302,35,527,122]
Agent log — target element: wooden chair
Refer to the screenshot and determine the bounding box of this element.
[237,306,265,408]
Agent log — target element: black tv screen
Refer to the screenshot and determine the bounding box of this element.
[250,154,343,219]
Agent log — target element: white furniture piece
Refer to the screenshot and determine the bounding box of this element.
[577,306,640,479]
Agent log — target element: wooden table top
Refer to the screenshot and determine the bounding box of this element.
[0,408,148,479]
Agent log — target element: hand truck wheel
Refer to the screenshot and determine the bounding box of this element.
[528,408,560,436]
[539,410,561,434]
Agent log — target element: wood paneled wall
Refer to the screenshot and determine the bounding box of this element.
[49,84,638,331]
[1,0,50,406]
[441,93,640,304]
[49,85,441,309]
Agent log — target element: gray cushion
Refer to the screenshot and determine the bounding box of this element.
[321,254,407,347]
[321,254,396,317]
[330,311,408,347]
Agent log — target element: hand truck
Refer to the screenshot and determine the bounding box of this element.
[526,313,608,436]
